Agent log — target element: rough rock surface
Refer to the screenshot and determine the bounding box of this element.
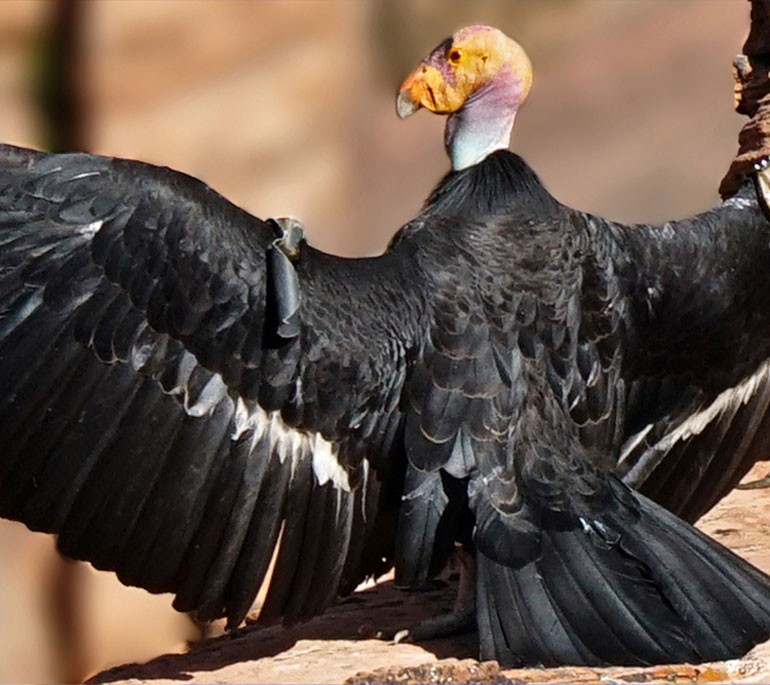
[720,0,770,197]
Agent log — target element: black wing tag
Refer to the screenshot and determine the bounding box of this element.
[265,217,304,342]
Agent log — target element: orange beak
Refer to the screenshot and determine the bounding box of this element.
[396,82,421,119]
[396,61,467,119]
[396,65,430,119]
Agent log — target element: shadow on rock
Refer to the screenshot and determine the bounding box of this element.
[89,576,478,683]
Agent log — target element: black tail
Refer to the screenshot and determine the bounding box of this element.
[476,489,770,667]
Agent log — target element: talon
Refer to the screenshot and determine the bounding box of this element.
[737,475,770,490]
[357,623,385,639]
[393,628,411,644]
[367,550,476,647]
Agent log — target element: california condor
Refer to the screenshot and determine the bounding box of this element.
[2,25,770,668]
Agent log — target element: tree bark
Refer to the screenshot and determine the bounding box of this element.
[720,0,770,197]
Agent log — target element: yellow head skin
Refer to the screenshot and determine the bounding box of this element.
[397,25,533,119]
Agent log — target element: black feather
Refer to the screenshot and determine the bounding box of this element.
[3,139,770,672]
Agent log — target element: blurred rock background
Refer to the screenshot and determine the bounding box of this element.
[0,1,750,682]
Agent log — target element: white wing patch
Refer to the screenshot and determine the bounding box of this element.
[723,195,754,211]
[233,397,351,492]
[617,422,653,467]
[76,219,103,237]
[623,358,770,486]
[658,359,770,448]
[157,354,353,493]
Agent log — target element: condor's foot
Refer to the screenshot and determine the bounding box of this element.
[737,473,770,490]
[391,599,475,644]
[360,548,476,644]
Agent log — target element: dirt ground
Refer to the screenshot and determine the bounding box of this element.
[90,463,770,685]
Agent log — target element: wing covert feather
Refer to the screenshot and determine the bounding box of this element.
[602,182,770,519]
[0,144,424,627]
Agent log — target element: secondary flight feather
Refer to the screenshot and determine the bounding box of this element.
[2,25,770,667]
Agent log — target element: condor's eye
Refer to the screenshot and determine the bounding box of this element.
[448,48,463,63]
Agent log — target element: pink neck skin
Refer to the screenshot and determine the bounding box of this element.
[444,67,524,170]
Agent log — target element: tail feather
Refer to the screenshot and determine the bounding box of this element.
[617,494,770,657]
[476,490,770,667]
[479,542,591,665]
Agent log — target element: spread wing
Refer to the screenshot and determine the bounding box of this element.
[388,200,770,666]
[0,144,425,628]
[602,177,770,521]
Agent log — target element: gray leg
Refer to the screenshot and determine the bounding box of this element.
[392,547,476,643]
